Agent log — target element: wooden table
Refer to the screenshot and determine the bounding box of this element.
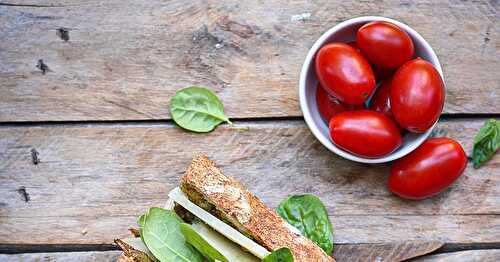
[0,1,499,261]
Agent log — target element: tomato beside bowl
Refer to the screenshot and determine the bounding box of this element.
[388,137,467,199]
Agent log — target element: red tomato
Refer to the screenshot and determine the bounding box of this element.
[347,41,393,80]
[390,58,445,133]
[346,41,360,51]
[329,110,402,158]
[388,137,467,200]
[316,83,363,122]
[369,79,394,119]
[372,64,394,80]
[315,43,376,105]
[357,21,414,70]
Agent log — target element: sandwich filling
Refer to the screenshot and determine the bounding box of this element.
[179,155,335,262]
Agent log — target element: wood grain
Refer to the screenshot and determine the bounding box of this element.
[0,242,444,262]
[0,0,498,121]
[0,118,498,245]
[1,249,498,262]
[0,251,122,261]
[334,241,443,262]
[412,249,500,262]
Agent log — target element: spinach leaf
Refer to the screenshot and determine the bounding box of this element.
[276,195,333,255]
[472,119,500,168]
[141,207,203,262]
[262,247,294,262]
[180,223,228,262]
[170,86,231,132]
[138,214,146,244]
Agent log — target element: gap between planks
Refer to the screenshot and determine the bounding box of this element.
[0,114,498,129]
[0,3,64,8]
[2,242,500,255]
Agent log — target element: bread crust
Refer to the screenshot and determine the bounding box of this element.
[181,155,335,262]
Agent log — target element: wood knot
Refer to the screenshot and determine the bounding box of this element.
[217,16,255,39]
[17,186,30,202]
[56,27,70,41]
[36,59,50,74]
[31,148,39,165]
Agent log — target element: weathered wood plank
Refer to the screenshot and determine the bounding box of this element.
[0,118,498,245]
[3,250,500,262]
[0,242,445,262]
[334,241,443,262]
[0,0,498,121]
[0,251,122,262]
[413,249,500,262]
[3,249,499,262]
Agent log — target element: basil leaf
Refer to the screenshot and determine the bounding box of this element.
[142,207,203,262]
[262,247,294,262]
[170,86,231,132]
[472,119,500,168]
[180,223,228,262]
[276,195,334,255]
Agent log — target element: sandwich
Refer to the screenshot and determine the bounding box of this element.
[116,155,335,262]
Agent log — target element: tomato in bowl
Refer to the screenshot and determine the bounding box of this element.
[299,16,444,163]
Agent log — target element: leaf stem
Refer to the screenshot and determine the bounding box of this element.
[172,106,230,123]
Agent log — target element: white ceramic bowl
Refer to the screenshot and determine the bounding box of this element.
[299,16,444,163]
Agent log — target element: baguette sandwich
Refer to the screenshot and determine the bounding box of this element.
[117,155,335,262]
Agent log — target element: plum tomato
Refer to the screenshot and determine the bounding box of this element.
[316,83,363,122]
[357,21,414,70]
[369,79,394,119]
[390,58,445,133]
[315,43,376,105]
[346,41,360,51]
[329,110,402,158]
[372,64,394,80]
[347,41,393,80]
[388,137,467,200]
[346,41,392,80]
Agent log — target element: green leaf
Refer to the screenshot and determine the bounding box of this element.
[262,247,294,262]
[138,214,146,244]
[472,119,500,168]
[141,207,204,262]
[276,195,334,255]
[181,220,259,262]
[180,223,228,262]
[170,86,232,132]
[138,214,146,227]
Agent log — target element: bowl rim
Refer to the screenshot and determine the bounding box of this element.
[299,16,443,164]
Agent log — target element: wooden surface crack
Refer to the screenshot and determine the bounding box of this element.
[0,3,65,7]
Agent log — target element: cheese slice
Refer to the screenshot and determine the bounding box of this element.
[189,220,259,262]
[168,187,271,259]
